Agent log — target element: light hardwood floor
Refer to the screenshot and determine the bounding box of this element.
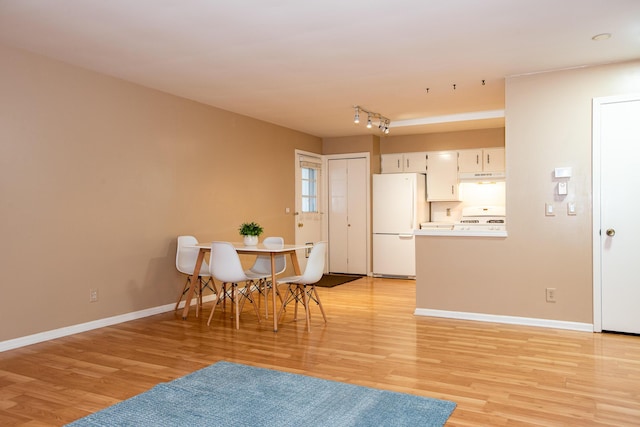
[1,277,639,426]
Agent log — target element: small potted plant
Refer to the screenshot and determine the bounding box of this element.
[239,221,263,246]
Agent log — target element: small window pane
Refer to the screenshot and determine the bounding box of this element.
[301,167,318,213]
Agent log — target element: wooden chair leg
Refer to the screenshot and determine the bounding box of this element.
[277,284,290,322]
[246,284,262,323]
[302,284,311,332]
[312,285,327,323]
[195,277,201,318]
[175,277,191,311]
[207,282,226,326]
[293,285,300,321]
[263,280,269,319]
[198,277,205,307]
[233,284,240,329]
[207,288,220,326]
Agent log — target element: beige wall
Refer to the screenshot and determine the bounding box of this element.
[416,60,640,324]
[4,41,638,343]
[0,44,321,341]
[380,128,505,154]
[322,134,381,174]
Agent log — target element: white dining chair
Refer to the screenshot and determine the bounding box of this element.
[175,235,216,317]
[277,241,327,332]
[207,241,261,329]
[244,236,286,318]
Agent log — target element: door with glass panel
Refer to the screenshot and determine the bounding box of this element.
[295,151,324,272]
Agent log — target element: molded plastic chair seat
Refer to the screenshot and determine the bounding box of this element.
[277,241,327,331]
[207,241,261,329]
[175,235,216,317]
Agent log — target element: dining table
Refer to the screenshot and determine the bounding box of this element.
[181,241,312,332]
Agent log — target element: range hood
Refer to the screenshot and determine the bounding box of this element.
[458,171,505,181]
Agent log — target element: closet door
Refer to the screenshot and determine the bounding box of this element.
[328,158,367,274]
[595,95,640,334]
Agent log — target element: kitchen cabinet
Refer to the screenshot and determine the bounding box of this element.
[458,148,505,173]
[380,154,403,173]
[426,151,458,201]
[381,152,427,173]
[483,148,505,172]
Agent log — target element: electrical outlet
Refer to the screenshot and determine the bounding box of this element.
[89,288,99,302]
[545,287,556,303]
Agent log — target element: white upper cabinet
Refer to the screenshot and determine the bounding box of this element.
[426,151,459,201]
[458,148,505,173]
[457,149,483,172]
[403,152,428,173]
[483,147,505,172]
[380,153,403,173]
[381,152,427,173]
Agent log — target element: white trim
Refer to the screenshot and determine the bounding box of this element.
[592,93,640,333]
[592,96,603,333]
[414,308,593,332]
[0,295,216,353]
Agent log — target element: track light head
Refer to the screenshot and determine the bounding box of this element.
[352,105,390,134]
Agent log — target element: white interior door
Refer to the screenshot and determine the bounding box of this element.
[327,157,367,274]
[594,94,640,334]
[295,151,324,272]
[328,159,349,273]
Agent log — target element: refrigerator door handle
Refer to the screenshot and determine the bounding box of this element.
[410,178,415,229]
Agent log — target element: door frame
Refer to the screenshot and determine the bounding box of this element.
[324,152,371,276]
[592,93,640,332]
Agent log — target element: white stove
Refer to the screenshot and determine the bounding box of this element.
[453,206,506,231]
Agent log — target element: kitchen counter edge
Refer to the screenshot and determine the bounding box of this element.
[414,229,508,238]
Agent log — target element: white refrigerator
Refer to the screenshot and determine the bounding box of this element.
[373,173,428,278]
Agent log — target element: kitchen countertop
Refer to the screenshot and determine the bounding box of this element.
[414,228,508,238]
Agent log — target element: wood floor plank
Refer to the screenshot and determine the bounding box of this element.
[1,277,640,426]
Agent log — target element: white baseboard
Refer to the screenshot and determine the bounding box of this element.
[414,308,594,332]
[0,295,217,353]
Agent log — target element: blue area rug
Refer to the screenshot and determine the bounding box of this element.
[67,361,456,426]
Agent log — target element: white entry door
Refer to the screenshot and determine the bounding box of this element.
[327,157,368,274]
[294,151,324,272]
[594,94,640,334]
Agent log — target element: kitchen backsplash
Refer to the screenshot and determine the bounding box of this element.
[430,181,506,222]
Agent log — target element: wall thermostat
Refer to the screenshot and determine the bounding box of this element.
[558,182,568,195]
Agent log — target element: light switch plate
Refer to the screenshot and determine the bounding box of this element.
[567,202,576,215]
[545,203,555,216]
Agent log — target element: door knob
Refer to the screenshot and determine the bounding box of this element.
[606,228,615,237]
[298,222,304,228]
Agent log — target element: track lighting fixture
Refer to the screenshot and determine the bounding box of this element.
[353,105,390,134]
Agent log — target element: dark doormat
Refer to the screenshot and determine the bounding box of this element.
[314,274,363,288]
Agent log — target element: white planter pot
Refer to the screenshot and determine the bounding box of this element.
[243,235,259,246]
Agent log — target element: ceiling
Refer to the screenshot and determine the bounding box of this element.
[1,0,639,138]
